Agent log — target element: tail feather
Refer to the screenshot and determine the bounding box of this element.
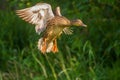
[38,38,53,53]
[46,42,53,52]
[38,38,43,51]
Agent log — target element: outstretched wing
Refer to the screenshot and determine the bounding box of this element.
[63,27,73,35]
[54,6,73,35]
[16,3,54,34]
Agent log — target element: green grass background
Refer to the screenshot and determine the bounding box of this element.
[0,0,120,80]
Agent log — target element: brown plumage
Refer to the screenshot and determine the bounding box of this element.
[16,3,87,54]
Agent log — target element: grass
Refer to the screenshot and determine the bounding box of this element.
[0,0,120,80]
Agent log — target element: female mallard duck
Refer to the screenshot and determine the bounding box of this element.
[16,3,87,54]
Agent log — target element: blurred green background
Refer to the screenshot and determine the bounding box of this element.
[0,0,120,80]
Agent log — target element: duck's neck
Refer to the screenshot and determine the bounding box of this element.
[70,20,79,26]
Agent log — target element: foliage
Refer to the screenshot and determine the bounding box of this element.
[0,0,120,80]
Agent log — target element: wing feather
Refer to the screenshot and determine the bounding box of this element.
[63,27,73,35]
[16,3,54,34]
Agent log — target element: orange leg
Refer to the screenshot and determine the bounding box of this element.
[52,39,58,53]
[41,38,47,54]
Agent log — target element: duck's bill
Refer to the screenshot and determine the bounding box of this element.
[82,23,87,27]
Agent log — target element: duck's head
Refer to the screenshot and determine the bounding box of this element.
[71,19,87,27]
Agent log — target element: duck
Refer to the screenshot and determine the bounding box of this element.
[16,3,87,54]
